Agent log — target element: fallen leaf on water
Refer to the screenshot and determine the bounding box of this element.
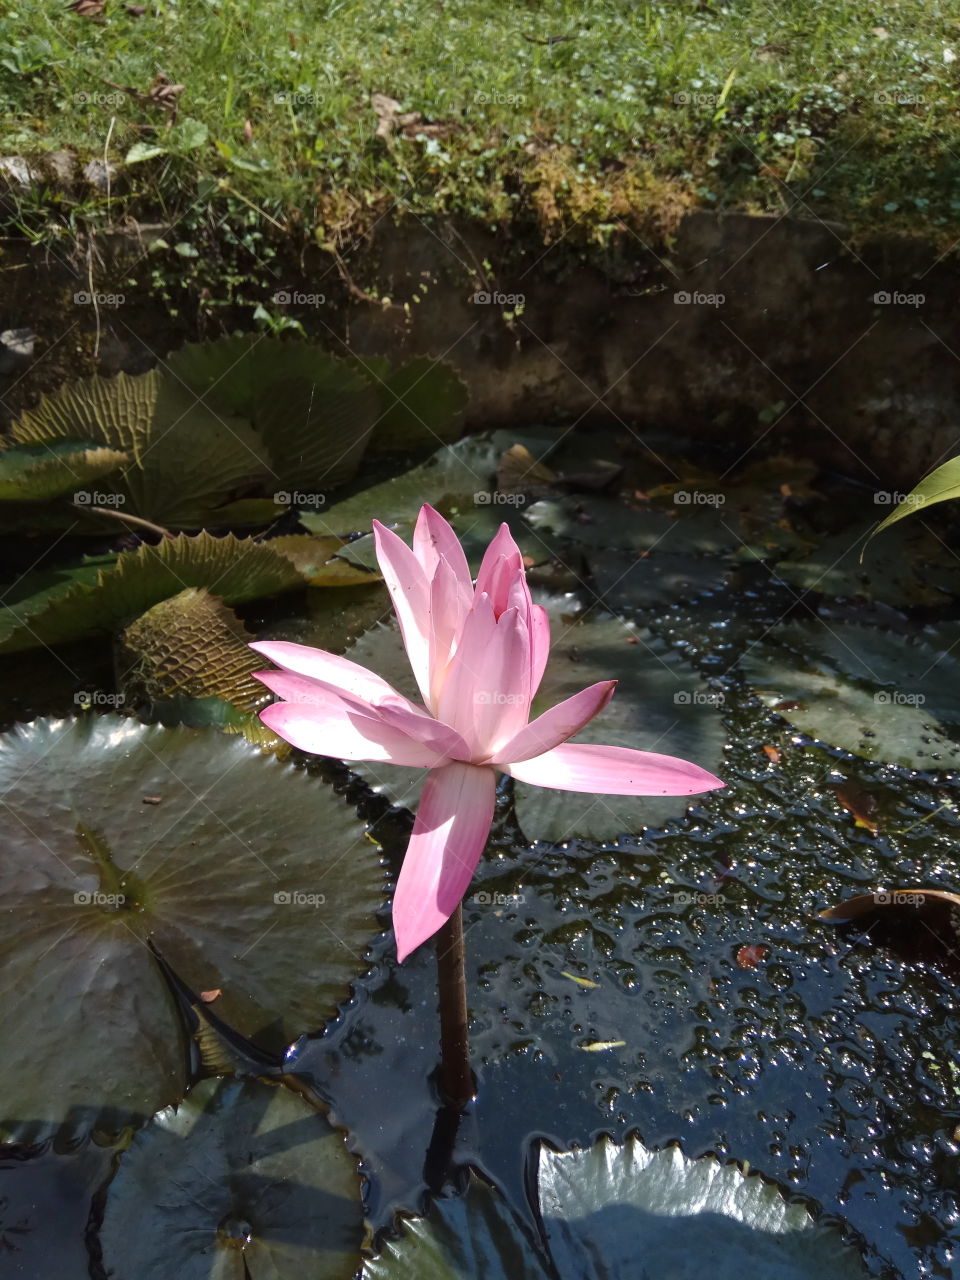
[141,795,162,805]
[835,781,880,834]
[579,1040,626,1052]
[561,971,600,989]
[762,745,781,764]
[200,989,222,1003]
[737,944,768,969]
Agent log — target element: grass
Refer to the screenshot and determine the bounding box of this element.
[1,0,960,256]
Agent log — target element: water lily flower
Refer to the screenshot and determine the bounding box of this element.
[251,505,724,961]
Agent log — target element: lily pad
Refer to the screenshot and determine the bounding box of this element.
[741,621,960,768]
[0,532,306,654]
[358,355,468,454]
[100,1076,363,1280]
[0,716,383,1139]
[0,440,127,502]
[364,1135,868,1280]
[341,600,726,841]
[525,494,738,558]
[11,370,272,529]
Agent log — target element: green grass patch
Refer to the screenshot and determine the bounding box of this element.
[1,0,959,251]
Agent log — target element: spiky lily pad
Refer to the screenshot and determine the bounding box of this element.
[100,1077,363,1280]
[166,335,381,490]
[11,370,272,528]
[0,533,305,654]
[0,717,384,1139]
[0,440,127,502]
[741,622,960,768]
[364,1135,868,1280]
[340,600,726,840]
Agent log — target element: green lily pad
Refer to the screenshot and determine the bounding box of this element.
[0,717,383,1139]
[166,335,380,489]
[359,355,468,454]
[741,622,960,768]
[0,440,127,502]
[100,1077,363,1280]
[364,1135,868,1280]
[590,548,731,610]
[525,494,737,558]
[0,532,305,654]
[11,370,272,529]
[341,600,726,840]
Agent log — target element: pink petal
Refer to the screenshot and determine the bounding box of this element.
[372,520,432,703]
[492,680,617,764]
[474,524,530,617]
[413,504,472,593]
[427,555,472,710]
[393,762,496,961]
[437,599,530,757]
[249,641,418,711]
[530,604,550,695]
[256,676,449,766]
[503,742,725,795]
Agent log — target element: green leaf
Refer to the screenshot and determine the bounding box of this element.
[100,1077,363,1280]
[0,532,304,655]
[0,440,127,502]
[0,717,384,1140]
[868,456,960,539]
[169,117,209,151]
[359,356,468,454]
[741,621,960,768]
[166,336,381,490]
[11,370,273,529]
[124,141,166,164]
[538,1134,869,1280]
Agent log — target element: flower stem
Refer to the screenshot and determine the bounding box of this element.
[436,903,474,1111]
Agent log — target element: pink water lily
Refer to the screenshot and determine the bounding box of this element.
[251,505,724,961]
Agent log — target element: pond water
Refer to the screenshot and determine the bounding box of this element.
[1,411,959,1279]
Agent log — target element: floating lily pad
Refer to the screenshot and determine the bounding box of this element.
[0,532,306,655]
[590,548,731,610]
[0,717,383,1139]
[0,440,127,502]
[11,369,272,528]
[100,1077,363,1280]
[342,600,726,841]
[741,622,960,768]
[525,494,737,558]
[359,355,468,453]
[364,1135,867,1280]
